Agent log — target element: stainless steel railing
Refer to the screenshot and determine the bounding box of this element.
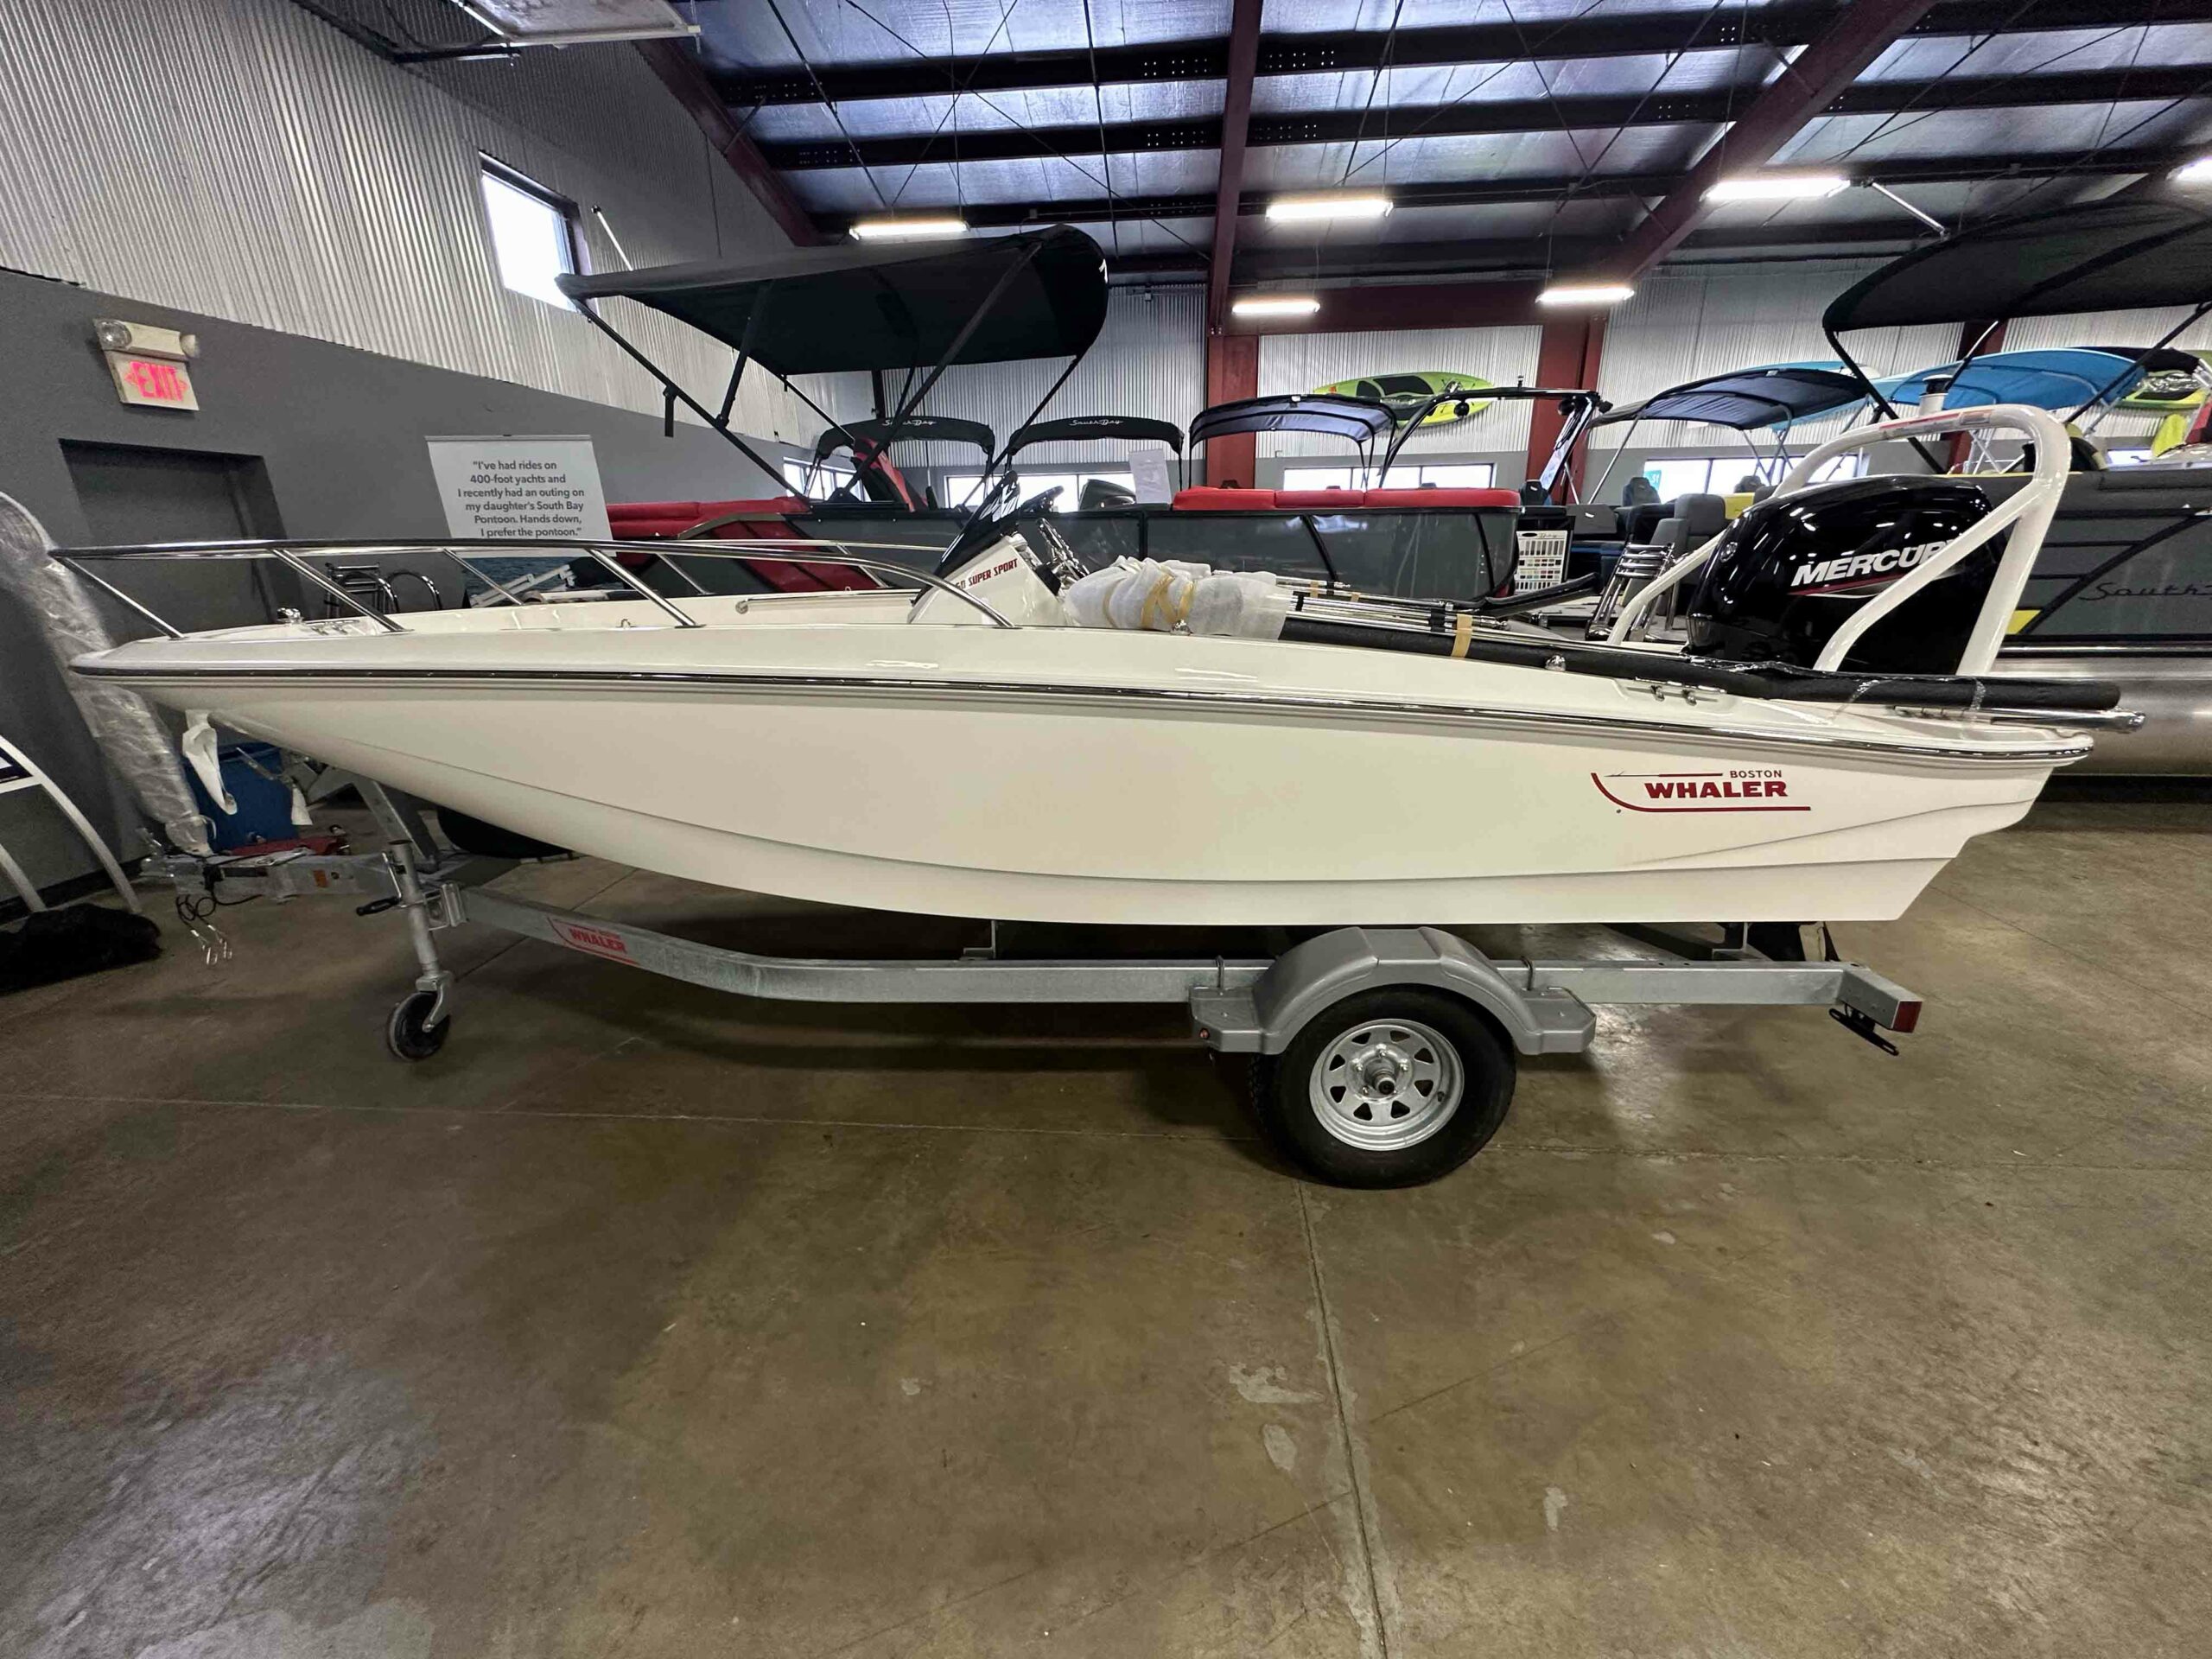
[51,537,1013,635]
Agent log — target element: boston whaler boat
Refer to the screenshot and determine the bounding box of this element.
[67,405,2117,929]
[44,228,2139,1185]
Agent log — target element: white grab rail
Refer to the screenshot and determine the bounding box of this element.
[1605,403,2071,677]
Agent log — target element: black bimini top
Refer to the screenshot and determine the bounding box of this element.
[1007,415,1185,455]
[814,416,995,460]
[1189,394,1396,448]
[1823,199,2212,333]
[1599,364,1866,431]
[557,226,1109,375]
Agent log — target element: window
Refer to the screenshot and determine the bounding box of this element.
[1279,461,1497,492]
[784,460,858,501]
[1636,453,1864,499]
[480,159,578,308]
[2104,447,2155,467]
[939,471,1135,509]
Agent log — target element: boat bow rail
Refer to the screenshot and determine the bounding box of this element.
[57,534,2127,736]
[50,537,1018,633]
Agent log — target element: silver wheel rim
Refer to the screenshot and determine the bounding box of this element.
[1308,1016,1463,1151]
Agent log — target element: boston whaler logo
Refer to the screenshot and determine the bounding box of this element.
[1789,537,1952,595]
[1592,768,1810,813]
[551,918,634,963]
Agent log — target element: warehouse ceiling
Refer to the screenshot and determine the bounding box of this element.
[303,0,2212,300]
[683,0,2212,285]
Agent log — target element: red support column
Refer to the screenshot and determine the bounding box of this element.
[1205,331,1261,487]
[1525,313,1606,500]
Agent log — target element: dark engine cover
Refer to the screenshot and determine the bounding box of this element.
[1684,476,2005,674]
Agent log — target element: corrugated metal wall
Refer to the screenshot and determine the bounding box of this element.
[0,0,821,444]
[1257,325,1544,456]
[791,286,1206,467]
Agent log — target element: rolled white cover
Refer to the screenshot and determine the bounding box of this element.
[1061,558,1293,639]
[0,493,213,854]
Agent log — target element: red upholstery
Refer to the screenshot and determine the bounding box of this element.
[609,496,811,524]
[607,497,875,592]
[1360,488,1521,509]
[1171,486,1277,511]
[1170,486,1521,512]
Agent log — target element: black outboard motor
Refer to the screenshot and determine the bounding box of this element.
[1684,475,2006,675]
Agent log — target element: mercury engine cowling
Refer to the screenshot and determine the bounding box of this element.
[1684,475,2007,675]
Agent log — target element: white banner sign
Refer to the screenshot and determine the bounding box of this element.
[426,435,612,540]
[1128,446,1174,505]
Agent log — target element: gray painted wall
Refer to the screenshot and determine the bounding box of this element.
[0,270,794,899]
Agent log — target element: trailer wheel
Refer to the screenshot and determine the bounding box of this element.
[1253,989,1514,1187]
[385,991,450,1061]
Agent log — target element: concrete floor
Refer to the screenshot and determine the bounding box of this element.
[3,793,2209,1658]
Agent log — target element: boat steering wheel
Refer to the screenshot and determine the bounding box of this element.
[931,484,1071,585]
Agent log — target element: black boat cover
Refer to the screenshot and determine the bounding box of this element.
[1007,416,1185,454]
[1190,394,1396,448]
[1598,365,1866,430]
[558,226,1109,374]
[813,416,995,460]
[1823,199,2212,332]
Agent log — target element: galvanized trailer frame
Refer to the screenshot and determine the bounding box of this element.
[155,777,1924,1185]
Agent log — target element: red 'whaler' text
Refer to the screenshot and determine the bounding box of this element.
[1643,778,1788,800]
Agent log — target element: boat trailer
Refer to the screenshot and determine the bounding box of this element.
[161,789,1923,1188]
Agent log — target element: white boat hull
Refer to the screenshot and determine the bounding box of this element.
[79,594,2086,925]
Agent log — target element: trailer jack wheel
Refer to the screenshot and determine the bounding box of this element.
[386,990,451,1061]
[1252,988,1515,1188]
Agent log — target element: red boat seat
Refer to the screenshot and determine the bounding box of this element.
[1171,486,1277,511]
[606,497,875,592]
[1360,488,1521,509]
[1169,486,1521,512]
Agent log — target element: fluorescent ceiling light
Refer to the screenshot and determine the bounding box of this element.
[455,0,696,46]
[1704,173,1851,202]
[1537,283,1635,307]
[2173,156,2212,183]
[1265,194,1395,221]
[1231,295,1323,317]
[849,216,969,240]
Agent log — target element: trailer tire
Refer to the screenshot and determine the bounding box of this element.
[386,991,450,1061]
[1253,989,1514,1187]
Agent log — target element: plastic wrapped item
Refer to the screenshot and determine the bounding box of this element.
[0,493,213,855]
[1061,558,1294,640]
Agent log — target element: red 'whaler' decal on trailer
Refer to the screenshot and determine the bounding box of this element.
[1591,772,1811,813]
[551,918,636,963]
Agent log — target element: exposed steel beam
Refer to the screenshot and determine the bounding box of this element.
[758,64,2211,171]
[1594,0,1944,280]
[635,40,825,248]
[714,0,2212,109]
[1207,0,1264,336]
[806,146,2200,235]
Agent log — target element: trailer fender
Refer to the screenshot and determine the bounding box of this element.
[1192,926,1595,1057]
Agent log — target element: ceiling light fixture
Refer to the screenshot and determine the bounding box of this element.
[1704,173,1851,202]
[1230,295,1324,318]
[2172,156,2212,184]
[849,216,969,240]
[1537,283,1635,307]
[1264,194,1395,221]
